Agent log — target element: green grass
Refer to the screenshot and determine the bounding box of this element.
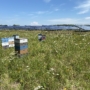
[0,30,90,90]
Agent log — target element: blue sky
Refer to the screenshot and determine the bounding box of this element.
[0,0,90,25]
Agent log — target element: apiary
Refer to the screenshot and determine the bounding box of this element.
[1,38,9,49]
[14,38,28,56]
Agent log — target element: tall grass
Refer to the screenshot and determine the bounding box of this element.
[0,30,90,90]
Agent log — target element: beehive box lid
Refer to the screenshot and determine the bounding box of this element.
[15,38,28,43]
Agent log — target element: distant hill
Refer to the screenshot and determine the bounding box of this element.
[0,24,90,31]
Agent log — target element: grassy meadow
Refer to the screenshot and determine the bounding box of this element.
[0,30,90,90]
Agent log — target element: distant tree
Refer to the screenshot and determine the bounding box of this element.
[13,24,20,26]
[4,25,8,27]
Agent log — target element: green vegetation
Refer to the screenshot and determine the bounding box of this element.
[0,30,90,90]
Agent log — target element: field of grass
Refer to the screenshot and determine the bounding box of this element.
[0,30,90,90]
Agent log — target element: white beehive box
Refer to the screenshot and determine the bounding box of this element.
[8,37,15,47]
[2,42,9,46]
[15,38,28,43]
[8,37,14,42]
[9,44,15,47]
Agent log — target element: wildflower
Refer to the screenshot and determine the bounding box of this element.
[56,50,58,53]
[54,41,56,43]
[56,73,59,76]
[63,88,66,90]
[26,66,29,68]
[52,72,55,75]
[34,85,44,90]
[50,68,54,71]
[47,72,50,74]
[9,52,15,56]
[75,43,78,45]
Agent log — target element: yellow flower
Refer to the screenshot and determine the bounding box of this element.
[64,88,66,90]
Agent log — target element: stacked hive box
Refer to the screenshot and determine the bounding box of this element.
[15,38,28,56]
[38,34,42,41]
[38,34,46,41]
[8,37,14,47]
[13,34,19,39]
[1,38,9,49]
[42,35,46,41]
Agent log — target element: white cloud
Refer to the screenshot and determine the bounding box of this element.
[37,11,44,14]
[85,17,90,19]
[28,14,34,16]
[29,9,59,16]
[54,8,59,11]
[30,21,39,26]
[15,15,19,17]
[35,10,53,15]
[31,16,38,19]
[36,11,48,14]
[43,0,51,3]
[29,11,49,15]
[78,9,89,14]
[0,18,20,25]
[48,18,80,24]
[75,0,90,14]
[48,18,90,24]
[59,3,65,6]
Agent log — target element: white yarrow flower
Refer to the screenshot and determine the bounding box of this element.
[26,66,29,68]
[50,68,54,71]
[34,85,44,90]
